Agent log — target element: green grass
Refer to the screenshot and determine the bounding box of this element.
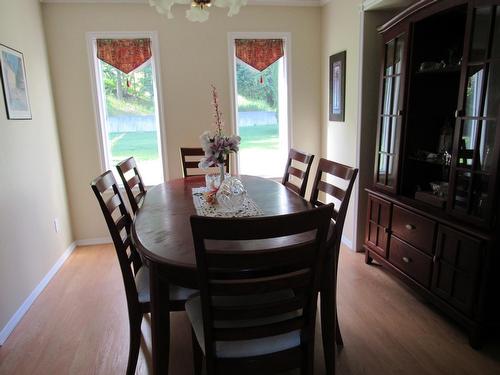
[239,124,279,151]
[237,95,275,112]
[106,96,154,117]
[109,131,159,162]
[108,124,279,162]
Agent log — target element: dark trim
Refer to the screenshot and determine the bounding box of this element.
[329,50,346,122]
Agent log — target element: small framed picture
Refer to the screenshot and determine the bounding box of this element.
[0,44,32,120]
[329,51,346,122]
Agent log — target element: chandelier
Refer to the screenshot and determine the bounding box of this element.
[149,0,247,23]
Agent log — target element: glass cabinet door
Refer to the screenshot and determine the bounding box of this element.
[449,3,500,226]
[374,32,407,192]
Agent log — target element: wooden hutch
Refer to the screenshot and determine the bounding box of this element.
[364,0,500,347]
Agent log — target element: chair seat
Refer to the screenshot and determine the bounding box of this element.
[135,267,197,304]
[186,291,301,358]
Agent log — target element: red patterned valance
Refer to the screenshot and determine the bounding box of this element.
[235,39,284,72]
[96,39,152,74]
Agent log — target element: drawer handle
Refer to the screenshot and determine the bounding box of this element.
[402,256,412,263]
[405,224,416,230]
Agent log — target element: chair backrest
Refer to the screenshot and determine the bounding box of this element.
[180,147,230,178]
[310,158,358,254]
[116,157,147,214]
[190,204,334,372]
[91,171,142,311]
[281,148,315,198]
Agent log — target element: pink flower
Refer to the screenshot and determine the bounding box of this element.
[198,85,241,169]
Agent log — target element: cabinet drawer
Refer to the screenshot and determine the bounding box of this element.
[389,236,433,288]
[392,206,436,254]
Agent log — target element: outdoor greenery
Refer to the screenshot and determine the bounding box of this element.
[102,58,281,162]
[108,124,279,162]
[109,131,159,162]
[101,59,279,116]
[236,60,279,112]
[239,124,279,151]
[237,95,274,112]
[101,61,155,116]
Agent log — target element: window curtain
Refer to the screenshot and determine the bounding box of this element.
[235,39,284,72]
[96,39,152,74]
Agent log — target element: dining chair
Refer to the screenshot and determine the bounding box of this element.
[187,204,334,375]
[281,148,315,198]
[90,171,196,375]
[309,158,358,372]
[116,156,147,214]
[180,147,230,178]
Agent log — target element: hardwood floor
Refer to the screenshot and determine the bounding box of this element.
[0,244,499,374]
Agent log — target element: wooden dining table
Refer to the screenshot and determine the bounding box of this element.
[131,175,337,374]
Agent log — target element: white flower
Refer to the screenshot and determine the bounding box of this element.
[199,131,212,152]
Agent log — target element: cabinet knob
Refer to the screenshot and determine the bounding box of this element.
[405,224,416,230]
[402,256,412,263]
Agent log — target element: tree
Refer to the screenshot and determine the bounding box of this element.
[100,61,155,115]
[236,60,280,110]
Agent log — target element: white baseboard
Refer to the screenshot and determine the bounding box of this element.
[0,241,77,345]
[341,235,353,250]
[75,237,111,246]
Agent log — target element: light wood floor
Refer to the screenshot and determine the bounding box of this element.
[1,244,499,375]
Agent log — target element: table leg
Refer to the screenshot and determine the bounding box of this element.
[321,255,337,375]
[150,263,171,375]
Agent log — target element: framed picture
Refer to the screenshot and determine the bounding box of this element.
[329,51,346,122]
[0,44,31,120]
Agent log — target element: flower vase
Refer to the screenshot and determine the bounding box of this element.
[219,163,225,184]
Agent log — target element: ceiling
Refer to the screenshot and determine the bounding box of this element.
[40,0,417,8]
[40,0,326,6]
[363,0,416,11]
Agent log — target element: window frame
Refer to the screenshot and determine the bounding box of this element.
[227,32,293,176]
[86,31,168,185]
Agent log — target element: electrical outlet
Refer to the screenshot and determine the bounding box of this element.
[54,218,60,233]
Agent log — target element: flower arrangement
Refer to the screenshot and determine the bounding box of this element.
[198,85,241,169]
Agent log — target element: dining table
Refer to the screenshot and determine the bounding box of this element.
[131,174,337,374]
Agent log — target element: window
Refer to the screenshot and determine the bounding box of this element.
[229,34,291,178]
[88,33,165,185]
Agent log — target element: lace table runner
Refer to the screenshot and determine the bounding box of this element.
[192,187,264,217]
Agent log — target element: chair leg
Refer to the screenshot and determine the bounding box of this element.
[126,314,143,375]
[300,344,314,375]
[336,312,344,348]
[192,329,203,375]
[321,291,335,375]
[321,259,337,375]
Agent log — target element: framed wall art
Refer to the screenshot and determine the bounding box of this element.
[329,51,346,122]
[0,44,32,120]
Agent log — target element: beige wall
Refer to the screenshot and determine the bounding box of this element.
[0,0,72,333]
[42,3,322,241]
[321,0,362,249]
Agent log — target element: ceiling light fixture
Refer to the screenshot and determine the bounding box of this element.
[149,0,247,23]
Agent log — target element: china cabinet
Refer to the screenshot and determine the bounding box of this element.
[364,0,500,348]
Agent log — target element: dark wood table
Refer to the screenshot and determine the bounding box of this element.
[131,175,336,374]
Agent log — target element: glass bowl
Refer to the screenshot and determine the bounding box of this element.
[216,177,247,211]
